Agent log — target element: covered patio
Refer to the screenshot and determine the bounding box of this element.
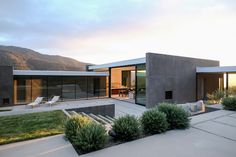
[196,66,236,100]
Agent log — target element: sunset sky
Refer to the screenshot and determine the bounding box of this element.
[0,0,236,65]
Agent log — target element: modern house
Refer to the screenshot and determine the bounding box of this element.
[0,53,235,108]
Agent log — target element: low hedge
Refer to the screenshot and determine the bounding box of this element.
[158,103,190,129]
[222,97,236,111]
[74,123,108,153]
[141,108,168,134]
[113,115,140,141]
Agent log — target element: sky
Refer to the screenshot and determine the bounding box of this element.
[0,0,236,65]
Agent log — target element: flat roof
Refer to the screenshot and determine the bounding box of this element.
[13,70,109,76]
[88,57,146,70]
[197,66,236,73]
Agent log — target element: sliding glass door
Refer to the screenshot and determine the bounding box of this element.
[135,64,146,105]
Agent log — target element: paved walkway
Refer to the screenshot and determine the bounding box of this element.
[2,110,235,157]
[83,110,236,157]
[0,99,146,118]
[0,135,78,157]
[1,105,236,157]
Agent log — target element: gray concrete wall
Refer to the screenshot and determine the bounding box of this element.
[0,66,13,106]
[146,53,219,108]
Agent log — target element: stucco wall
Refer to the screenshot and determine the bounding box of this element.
[146,53,219,108]
[0,66,13,106]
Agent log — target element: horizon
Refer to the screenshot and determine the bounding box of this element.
[0,0,236,65]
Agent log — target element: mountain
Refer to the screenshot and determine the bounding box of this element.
[0,45,89,71]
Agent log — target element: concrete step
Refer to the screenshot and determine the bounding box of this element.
[89,113,109,125]
[80,112,100,124]
[97,114,114,124]
[106,115,116,122]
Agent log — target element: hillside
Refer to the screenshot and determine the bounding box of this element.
[0,45,89,71]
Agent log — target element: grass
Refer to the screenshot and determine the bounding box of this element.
[0,110,66,145]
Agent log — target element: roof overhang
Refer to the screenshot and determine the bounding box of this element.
[88,57,146,70]
[13,70,109,76]
[197,66,236,73]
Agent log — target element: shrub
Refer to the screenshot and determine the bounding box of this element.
[207,89,225,104]
[158,103,190,129]
[141,109,168,135]
[65,115,92,142]
[74,123,108,153]
[222,97,236,111]
[228,87,236,96]
[112,115,140,141]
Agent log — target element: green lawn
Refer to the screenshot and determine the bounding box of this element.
[0,110,66,145]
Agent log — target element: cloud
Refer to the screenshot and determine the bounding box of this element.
[0,0,236,65]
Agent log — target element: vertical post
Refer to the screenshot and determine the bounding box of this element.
[61,76,63,101]
[109,68,111,98]
[196,73,198,101]
[226,73,229,97]
[86,76,88,100]
[135,65,137,104]
[46,76,48,101]
[74,77,76,100]
[31,76,32,102]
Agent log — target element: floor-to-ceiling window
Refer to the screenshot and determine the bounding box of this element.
[110,66,136,103]
[136,64,146,105]
[48,77,62,100]
[99,76,108,98]
[62,77,76,100]
[14,76,31,104]
[13,76,108,104]
[87,77,99,98]
[76,77,87,99]
[109,64,146,105]
[31,76,47,101]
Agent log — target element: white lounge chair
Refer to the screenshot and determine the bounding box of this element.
[45,96,60,107]
[26,97,43,108]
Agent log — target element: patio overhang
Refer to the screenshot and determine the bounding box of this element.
[88,57,146,70]
[196,66,236,73]
[13,70,109,76]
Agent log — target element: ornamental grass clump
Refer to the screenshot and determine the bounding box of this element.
[65,114,92,142]
[157,103,190,129]
[113,115,141,141]
[141,108,168,135]
[74,123,108,153]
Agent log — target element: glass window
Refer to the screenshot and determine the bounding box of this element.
[76,76,88,99]
[136,64,146,105]
[48,77,62,100]
[14,76,32,104]
[13,75,108,104]
[62,77,76,100]
[31,76,47,101]
[87,77,99,98]
[99,77,108,98]
[122,71,129,86]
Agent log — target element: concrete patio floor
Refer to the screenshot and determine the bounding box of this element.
[0,98,146,118]
[0,109,236,157]
[84,110,236,157]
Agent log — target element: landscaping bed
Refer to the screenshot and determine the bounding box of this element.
[0,110,66,145]
[65,102,191,155]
